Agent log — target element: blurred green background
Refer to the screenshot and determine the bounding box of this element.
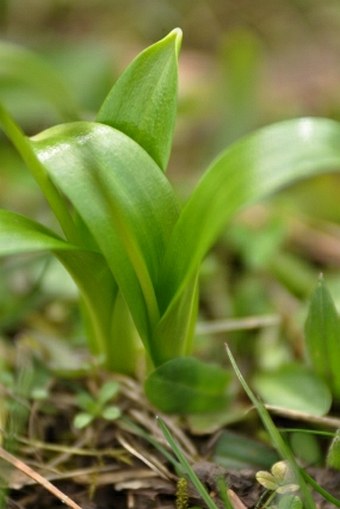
[1,0,340,366]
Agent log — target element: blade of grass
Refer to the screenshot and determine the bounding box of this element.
[225,344,316,509]
[119,417,180,472]
[157,416,220,509]
[216,476,235,509]
[301,470,340,507]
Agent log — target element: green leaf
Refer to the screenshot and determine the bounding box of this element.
[0,103,82,244]
[305,275,340,399]
[31,121,179,358]
[97,381,120,406]
[97,28,182,170]
[152,274,199,364]
[0,209,77,255]
[278,495,303,509]
[326,429,340,470]
[255,470,278,491]
[101,406,121,421]
[160,118,340,314]
[213,430,278,469]
[76,392,96,412]
[253,364,332,416]
[73,412,94,429]
[145,357,232,414]
[0,41,79,120]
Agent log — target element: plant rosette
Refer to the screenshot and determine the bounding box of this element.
[2,30,340,414]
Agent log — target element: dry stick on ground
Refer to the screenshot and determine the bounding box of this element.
[0,445,83,509]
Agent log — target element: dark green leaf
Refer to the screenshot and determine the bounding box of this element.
[213,430,278,469]
[145,357,231,414]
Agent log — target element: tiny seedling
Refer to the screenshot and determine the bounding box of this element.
[256,461,301,509]
[2,30,340,413]
[73,380,121,429]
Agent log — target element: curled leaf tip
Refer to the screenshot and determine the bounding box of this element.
[167,27,183,55]
[169,27,183,38]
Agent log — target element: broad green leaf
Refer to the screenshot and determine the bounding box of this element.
[145,357,232,414]
[0,41,79,120]
[160,118,340,313]
[97,28,182,170]
[253,364,332,416]
[305,275,340,399]
[31,121,179,353]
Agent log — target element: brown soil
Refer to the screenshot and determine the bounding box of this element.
[2,374,340,509]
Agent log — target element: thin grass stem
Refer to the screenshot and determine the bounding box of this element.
[225,344,316,509]
[157,416,220,509]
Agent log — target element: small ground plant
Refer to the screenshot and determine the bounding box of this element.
[2,29,340,415]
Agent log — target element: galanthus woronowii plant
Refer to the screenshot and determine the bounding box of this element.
[2,29,340,413]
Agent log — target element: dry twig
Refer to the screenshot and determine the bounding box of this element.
[0,445,83,509]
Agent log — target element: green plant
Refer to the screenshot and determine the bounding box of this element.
[2,29,340,413]
[226,345,340,508]
[73,380,121,429]
[256,461,302,509]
